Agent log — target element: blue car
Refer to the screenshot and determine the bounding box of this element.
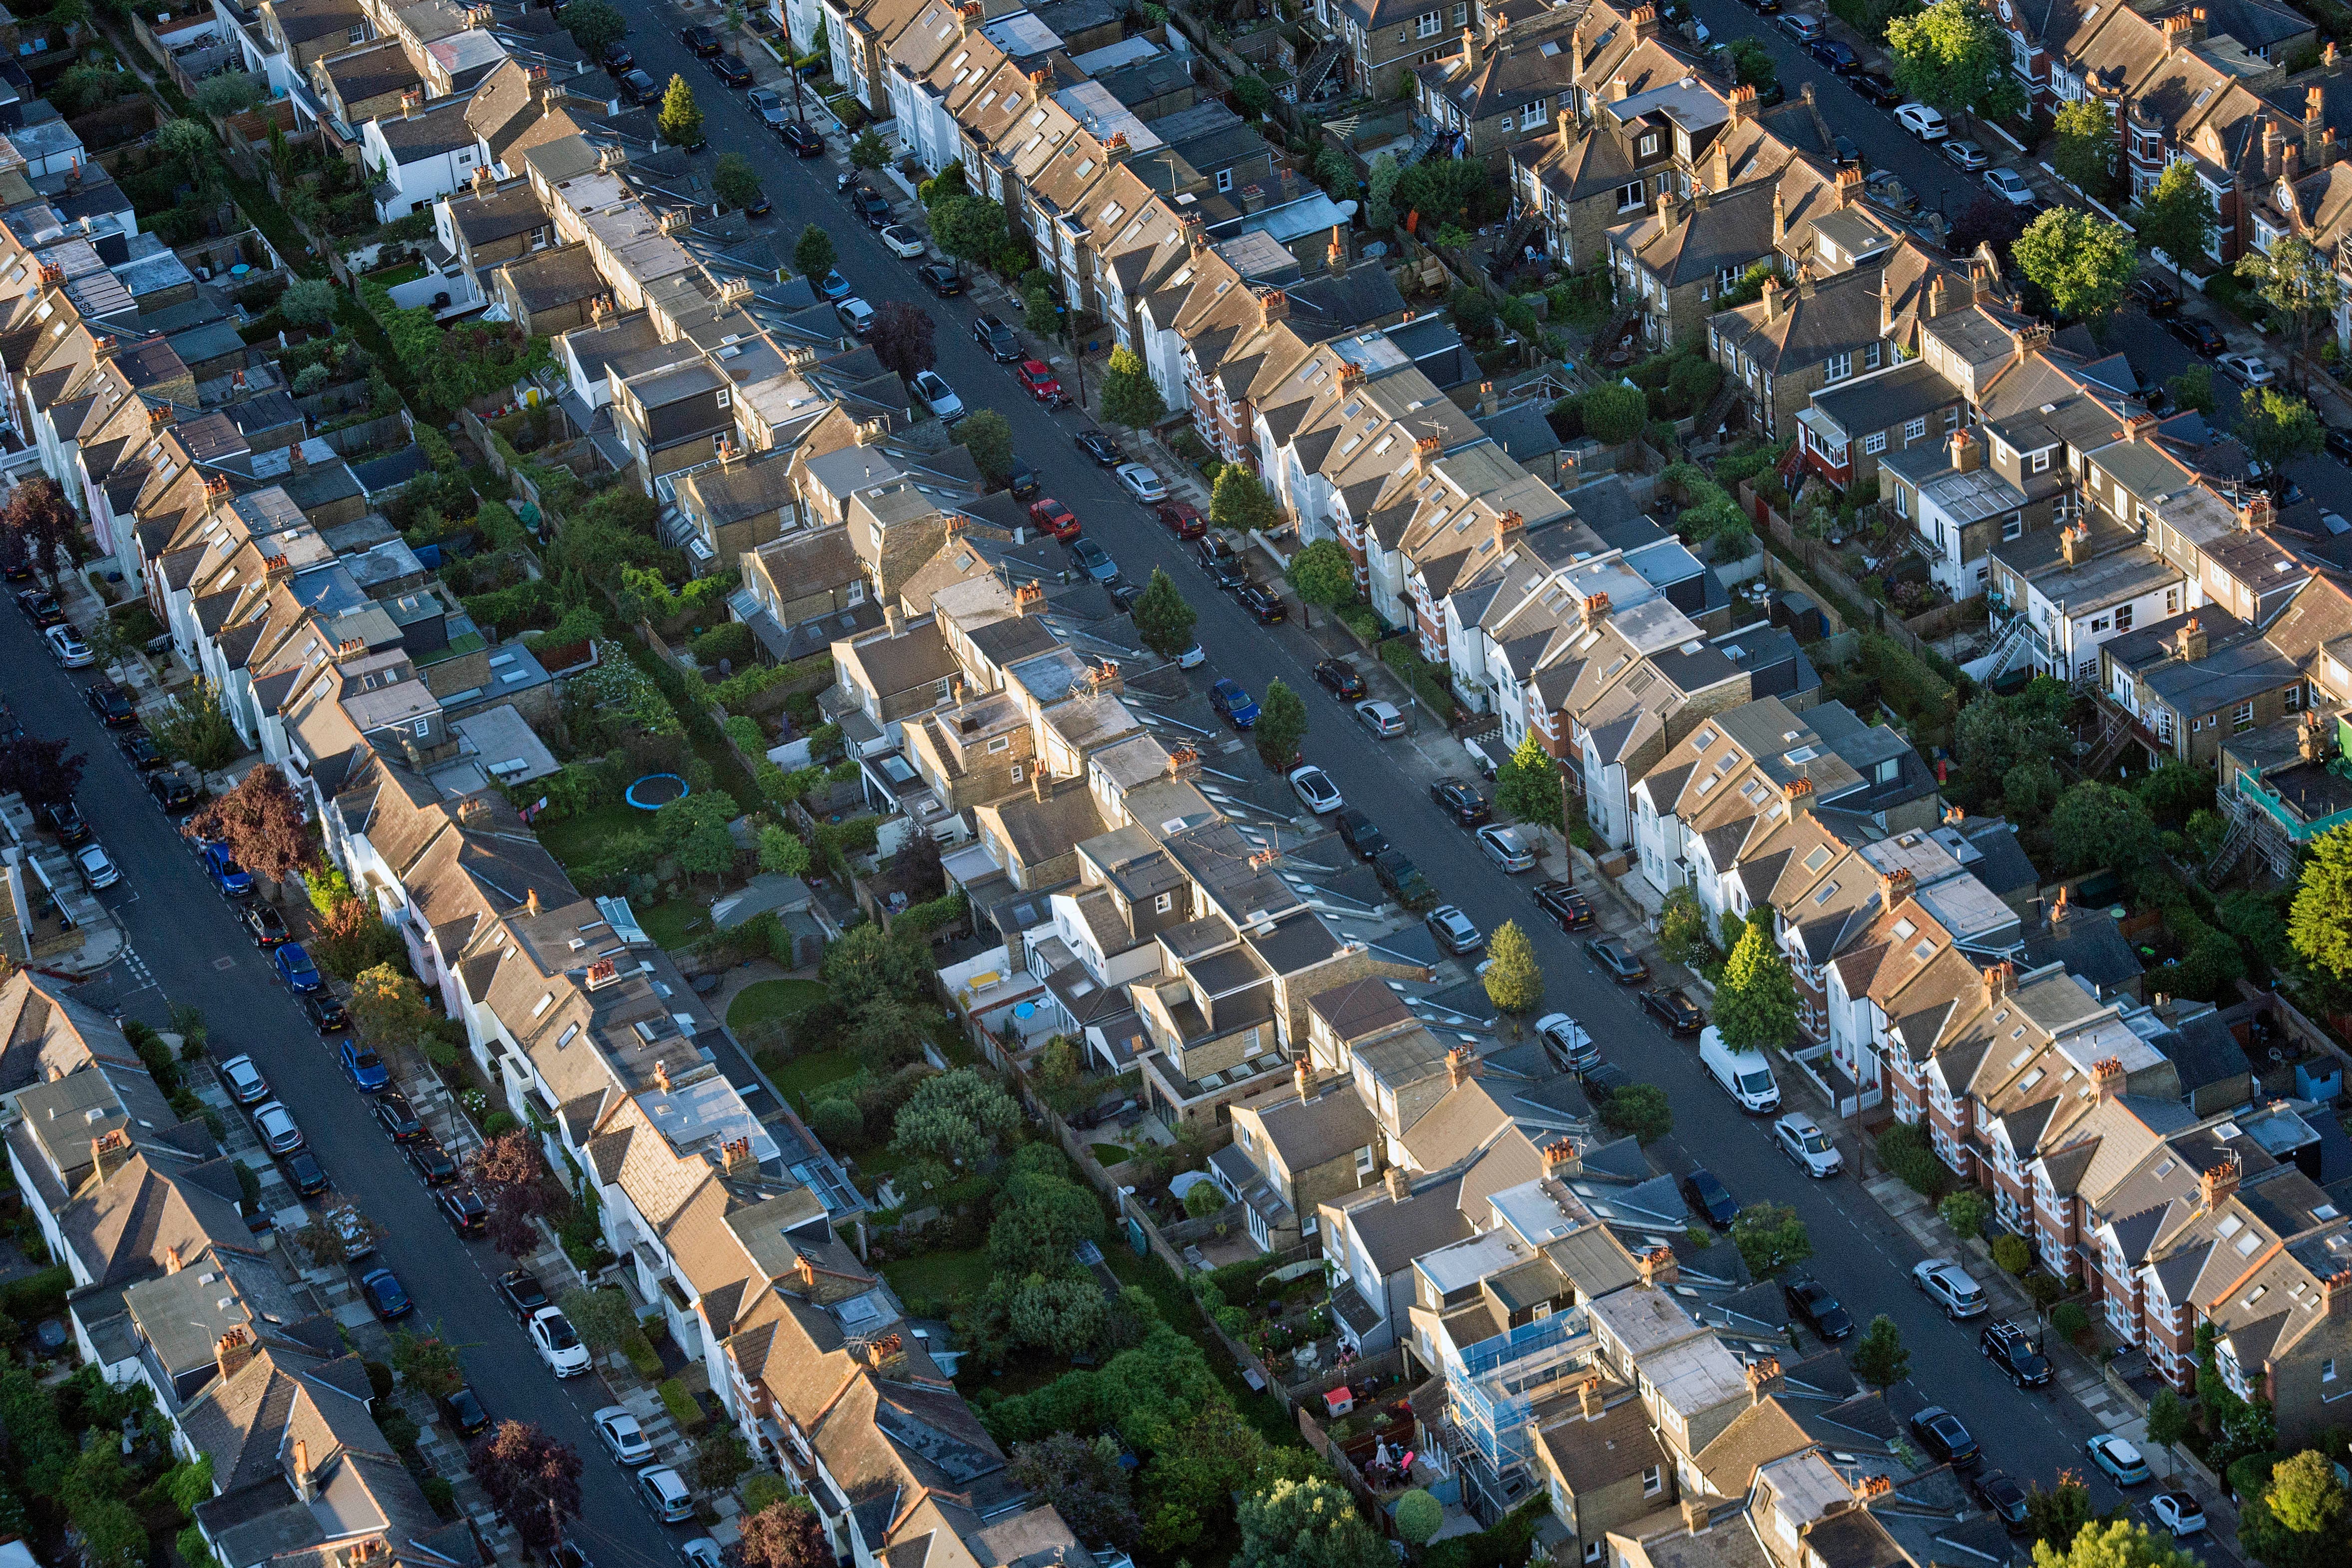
[360,1267,413,1319]
[818,269,851,300]
[340,1038,389,1092]
[199,842,254,897]
[1209,679,1259,729]
[274,942,322,992]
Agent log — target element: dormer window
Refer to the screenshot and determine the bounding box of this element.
[1638,131,1658,156]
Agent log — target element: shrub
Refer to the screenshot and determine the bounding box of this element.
[658,1379,705,1431]
[623,1331,663,1379]
[1939,1190,1986,1240]
[482,1110,519,1137]
[1875,1123,1948,1198]
[2051,1301,2090,1341]
[1991,1234,2032,1276]
[421,1477,456,1518]
[691,622,756,667]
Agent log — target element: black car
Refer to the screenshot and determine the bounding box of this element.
[443,1387,492,1437]
[1584,935,1650,984]
[1910,1407,1981,1469]
[1005,458,1040,500]
[117,731,166,772]
[1738,0,1782,13]
[680,23,722,53]
[283,1149,330,1196]
[1429,778,1492,827]
[618,67,658,103]
[601,39,632,69]
[1199,535,1249,591]
[0,705,21,745]
[917,263,963,296]
[1783,1274,1854,1339]
[779,118,825,156]
[1851,71,1899,105]
[973,315,1023,361]
[1109,580,1145,612]
[1973,1472,2031,1534]
[854,187,892,227]
[2168,316,2227,356]
[406,1139,461,1186]
[149,770,198,812]
[1314,658,1366,700]
[438,1185,489,1236]
[1683,1168,1738,1229]
[1979,1319,2053,1387]
[1335,808,1389,859]
[1808,37,1860,71]
[86,680,136,727]
[1076,429,1123,465]
[243,901,290,947]
[1373,850,1439,911]
[2325,426,2352,465]
[1534,878,1594,931]
[1236,583,1286,624]
[302,989,351,1034]
[2132,276,2180,316]
[711,51,753,86]
[40,799,89,847]
[498,1269,551,1322]
[1641,988,1704,1035]
[373,1091,425,1142]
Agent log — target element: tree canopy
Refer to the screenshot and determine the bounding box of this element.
[1851,1314,1910,1391]
[191,763,315,882]
[2,477,77,586]
[2051,98,2118,199]
[2240,389,2326,471]
[960,409,1015,483]
[1101,346,1166,429]
[2132,160,2215,268]
[1236,1476,1390,1568]
[1253,679,1307,773]
[872,301,938,381]
[1286,538,1356,611]
[1130,567,1197,659]
[2237,237,2343,391]
[2012,208,2137,329]
[713,153,764,213]
[1716,913,1797,1051]
[2048,781,2155,876]
[1887,0,2026,118]
[2029,1517,2205,1568]
[1731,1201,1812,1277]
[793,223,836,281]
[560,0,626,53]
[1210,464,1279,534]
[1494,731,1565,832]
[657,76,703,146]
[1482,920,1544,1017]
[0,736,85,810]
[467,1422,581,1552]
[735,1499,831,1568]
[891,1067,1022,1171]
[2291,825,2352,982]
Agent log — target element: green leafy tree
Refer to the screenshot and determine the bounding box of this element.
[1482,920,1544,1020]
[2240,388,2326,471]
[1182,1183,1224,1219]
[1658,888,1713,967]
[1730,1200,1811,1277]
[1887,0,2026,119]
[2031,1518,2203,1568]
[960,408,1015,484]
[1716,914,1798,1051]
[793,223,836,281]
[1210,464,1279,535]
[1724,36,1776,90]
[2013,209,2137,331]
[2238,237,2344,392]
[657,76,704,146]
[849,128,888,169]
[1600,1082,1671,1144]
[760,825,811,878]
[891,1067,1021,1170]
[1852,1313,1910,1391]
[557,1286,637,1354]
[281,277,340,328]
[1939,1189,1987,1240]
[390,1329,465,1399]
[1394,1491,1442,1547]
[193,71,266,117]
[1583,382,1648,444]
[712,153,764,213]
[1024,284,1062,338]
[1100,345,1166,431]
[2292,825,2352,982]
[2049,781,2156,875]
[1253,679,1307,772]
[2132,159,2216,269]
[2241,1450,2347,1568]
[1236,1476,1389,1568]
[988,1173,1106,1276]
[1286,538,1357,619]
[1130,567,1197,659]
[2,476,79,589]
[2051,98,2118,198]
[2143,1388,2190,1483]
[1396,157,1489,231]
[561,0,626,53]
[918,161,969,209]
[1494,731,1565,834]
[2166,362,2215,415]
[932,195,1011,272]
[1010,1435,1137,1550]
[349,963,435,1058]
[1231,72,1276,120]
[1364,152,1402,232]
[656,791,739,885]
[819,924,932,1012]
[2025,1477,2102,1555]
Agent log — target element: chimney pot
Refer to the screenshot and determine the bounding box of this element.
[2201,1154,2242,1211]
[1446,1047,1478,1088]
[1578,1374,1603,1419]
[1385,1164,1409,1202]
[2092,1056,2124,1102]
[1542,1137,1578,1177]
[1296,1059,1314,1103]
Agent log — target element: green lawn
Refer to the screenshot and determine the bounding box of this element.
[640,899,709,950]
[758,1044,860,1110]
[1091,1144,1131,1166]
[536,801,651,870]
[729,978,831,1036]
[881,1247,993,1309]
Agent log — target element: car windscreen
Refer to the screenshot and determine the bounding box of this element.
[1739,1071,1776,1095]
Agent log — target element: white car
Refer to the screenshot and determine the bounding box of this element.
[1288,765,1342,813]
[594,1405,655,1466]
[1354,700,1406,738]
[878,224,925,258]
[1115,463,1169,502]
[1896,102,1949,141]
[2149,1492,2204,1537]
[1772,1112,1842,1177]
[1912,1257,1990,1318]
[1982,167,2034,206]
[253,1100,304,1154]
[910,370,965,423]
[220,1054,270,1105]
[1476,824,1537,873]
[1176,642,1206,669]
[44,624,92,667]
[75,841,120,889]
[529,1306,592,1377]
[679,1541,724,1568]
[2219,352,2276,387]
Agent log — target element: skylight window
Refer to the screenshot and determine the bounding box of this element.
[1803,846,1833,872]
[1813,881,1839,906]
[2237,1231,2263,1256]
[1911,939,1935,960]
[1893,919,1917,941]
[2217,1215,2244,1238]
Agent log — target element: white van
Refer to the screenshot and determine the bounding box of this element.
[1698,1026,1780,1114]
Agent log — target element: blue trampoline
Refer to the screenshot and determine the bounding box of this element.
[625,774,688,810]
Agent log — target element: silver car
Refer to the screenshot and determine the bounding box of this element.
[1772,1112,1841,1177]
[220,1054,270,1104]
[594,1405,654,1466]
[1913,1257,1989,1318]
[1354,700,1406,739]
[1476,824,1537,873]
[254,1100,304,1154]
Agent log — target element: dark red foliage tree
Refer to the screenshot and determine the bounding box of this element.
[732,1499,832,1568]
[1,478,78,588]
[871,302,937,382]
[468,1421,582,1551]
[189,763,314,883]
[471,1131,552,1258]
[0,736,86,809]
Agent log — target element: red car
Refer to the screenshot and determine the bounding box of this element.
[1155,499,1205,538]
[1015,359,1064,405]
[1028,497,1080,540]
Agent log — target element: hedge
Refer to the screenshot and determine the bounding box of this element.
[1874,1122,1948,1199]
[1378,640,1457,722]
[658,1378,706,1431]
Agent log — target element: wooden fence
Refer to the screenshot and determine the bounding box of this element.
[1736,480,1947,662]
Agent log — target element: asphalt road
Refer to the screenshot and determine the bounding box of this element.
[0,611,696,1568]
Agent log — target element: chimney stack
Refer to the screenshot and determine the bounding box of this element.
[2091,1055,2124,1103]
[1744,1356,1783,1405]
[2051,884,2071,925]
[1771,184,1785,244]
[2265,118,2284,182]
[1682,1499,1710,1537]
[1296,1059,1314,1103]
[1327,225,1347,272]
[1578,1374,1603,1419]
[216,1326,256,1382]
[884,604,902,638]
[2327,1268,2352,1315]
[1760,275,1781,321]
[654,1060,672,1094]
[724,1137,756,1177]
[1494,508,1524,555]
[1570,18,1586,78]
[1636,1245,1678,1287]
[1877,867,1915,907]
[2161,10,2191,49]
[2309,85,2330,166]
[1981,960,2015,1006]
[1728,82,1757,122]
[1260,289,1289,329]
[2178,615,2209,662]
[166,1245,183,1273]
[526,887,540,917]
[1461,23,1480,76]
[1385,1165,1410,1202]
[294,1441,316,1501]
[1446,1047,1477,1088]
[1948,429,1979,472]
[2200,1154,2242,1212]
[1835,166,1862,206]
[1556,106,1575,156]
[1630,4,1660,37]
[1016,581,1046,616]
[2060,520,2091,567]
[90,1129,133,1182]
[1480,381,1499,417]
[1033,770,1049,803]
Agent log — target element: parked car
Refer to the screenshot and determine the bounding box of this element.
[1909,1407,1979,1469]
[1236,583,1286,623]
[76,842,120,889]
[1896,102,1950,140]
[329,1204,377,1262]
[1372,850,1438,911]
[45,624,93,667]
[1782,1273,1853,1338]
[274,942,323,992]
[244,901,290,947]
[2149,1493,2205,1537]
[617,68,657,103]
[1536,1013,1596,1075]
[499,1271,551,1322]
[1641,987,1705,1035]
[339,1037,390,1093]
[1157,500,1206,538]
[2085,1434,2150,1486]
[117,731,166,772]
[201,843,253,897]
[601,39,632,69]
[1067,538,1117,582]
[407,1140,461,1185]
[1075,430,1123,465]
[1355,700,1407,739]
[2133,276,2181,316]
[1334,808,1388,859]
[1475,824,1536,873]
[638,1467,694,1523]
[1110,463,1165,503]
[373,1091,425,1142]
[1015,360,1063,404]
[1429,778,1492,826]
[220,1054,270,1105]
[854,188,892,227]
[1852,71,1899,104]
[1583,935,1649,984]
[443,1387,491,1437]
[1425,905,1483,955]
[834,297,875,336]
[2219,352,2276,387]
[14,588,61,626]
[1941,138,1989,170]
[1974,1472,2031,1534]
[1808,37,1858,70]
[1667,1169,1729,1230]
[679,23,722,52]
[360,1268,413,1319]
[1289,766,1343,813]
[1776,11,1821,40]
[149,769,198,812]
[1313,658,1365,699]
[911,371,964,422]
[86,680,136,727]
[1209,679,1259,729]
[880,224,926,258]
[779,119,825,156]
[2326,426,2352,465]
[973,315,1023,362]
[1773,1111,1842,1176]
[39,799,88,846]
[283,1149,329,1196]
[254,1101,304,1154]
[1029,497,1081,540]
[1979,1319,2051,1386]
[1005,458,1040,500]
[1534,879,1594,930]
[1983,167,2035,206]
[301,990,350,1034]
[438,1184,489,1236]
[816,269,852,301]
[2168,316,2227,356]
[1912,1258,1989,1318]
[1199,536,1250,592]
[597,1406,656,1466]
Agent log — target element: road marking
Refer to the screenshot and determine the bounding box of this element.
[214,955,237,970]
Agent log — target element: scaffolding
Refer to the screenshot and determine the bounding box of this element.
[1444,1311,1591,1500]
